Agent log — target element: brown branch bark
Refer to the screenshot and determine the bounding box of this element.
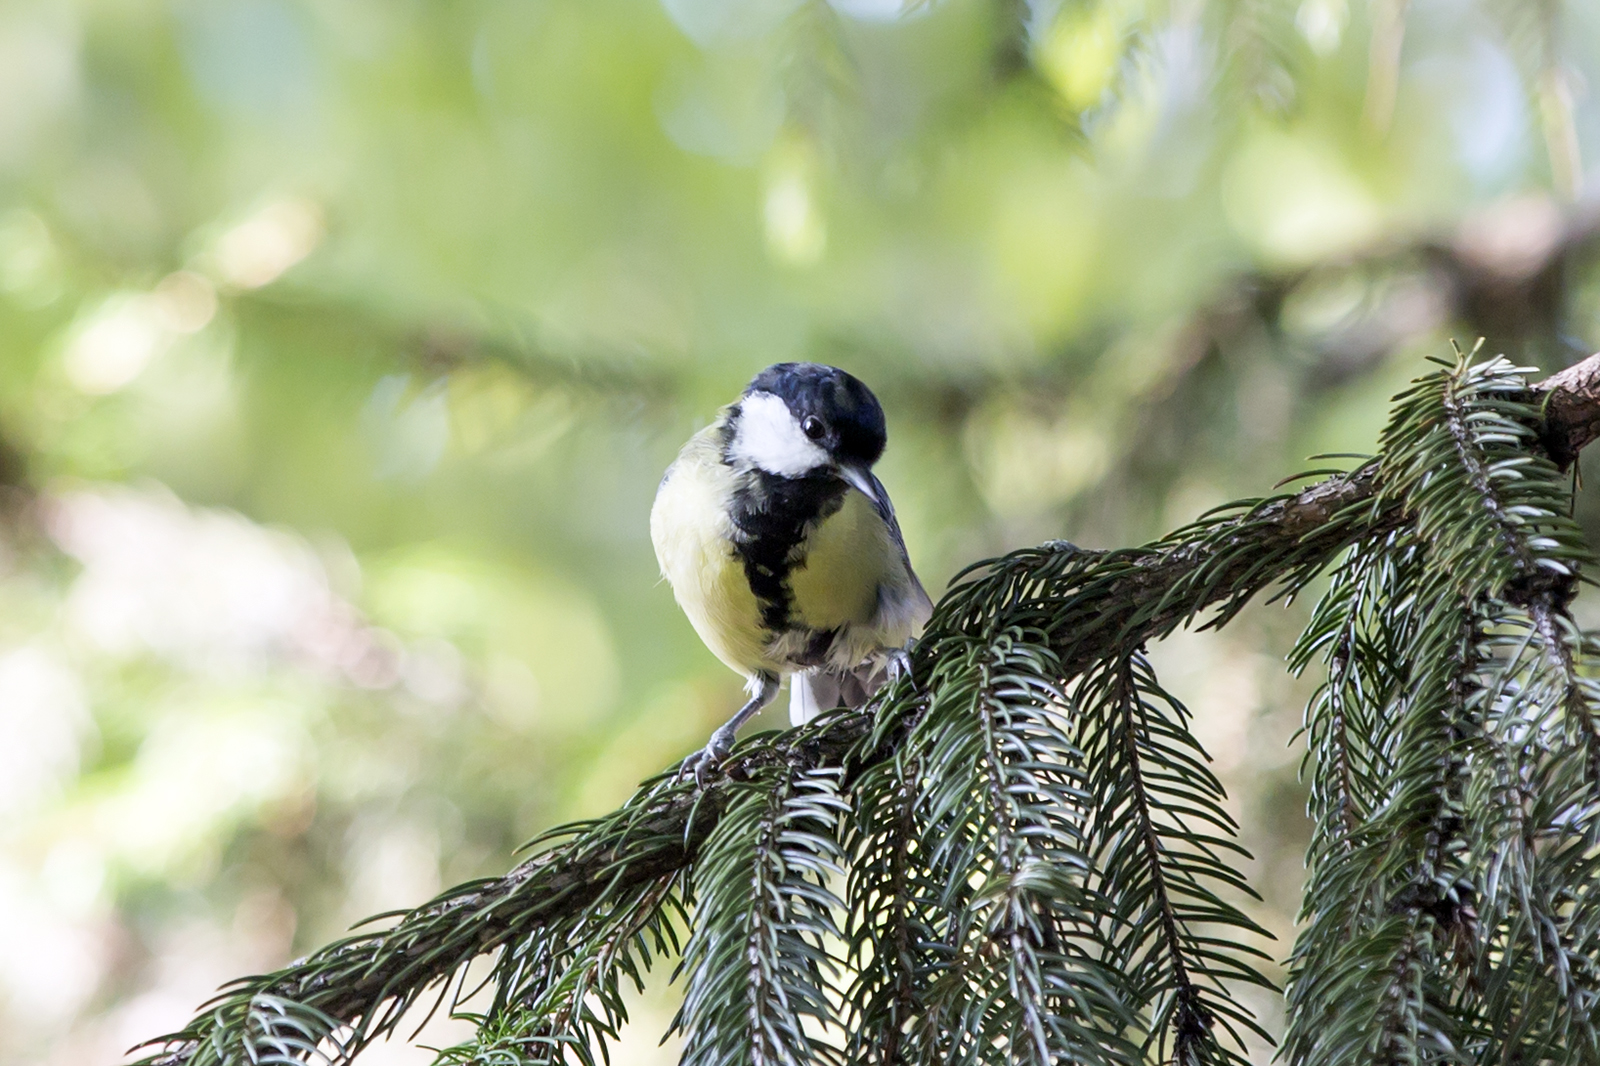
[1537,351,1600,468]
[133,350,1600,1066]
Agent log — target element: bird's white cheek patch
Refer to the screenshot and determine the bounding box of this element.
[729,391,829,476]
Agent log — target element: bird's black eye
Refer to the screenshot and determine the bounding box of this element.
[801,416,826,441]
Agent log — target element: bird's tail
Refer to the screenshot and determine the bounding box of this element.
[790,660,890,725]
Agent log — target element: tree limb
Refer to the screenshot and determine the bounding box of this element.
[133,349,1600,1066]
[1537,352,1600,467]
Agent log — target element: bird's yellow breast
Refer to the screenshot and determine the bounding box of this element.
[786,488,894,632]
[650,428,772,677]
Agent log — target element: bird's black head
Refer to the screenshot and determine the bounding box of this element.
[734,363,886,476]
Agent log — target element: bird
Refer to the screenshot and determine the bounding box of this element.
[651,362,933,781]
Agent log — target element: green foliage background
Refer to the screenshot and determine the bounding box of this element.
[3,0,1600,1062]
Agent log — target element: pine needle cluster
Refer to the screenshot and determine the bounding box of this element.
[133,350,1600,1066]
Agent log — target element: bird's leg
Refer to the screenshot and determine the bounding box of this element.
[680,672,779,786]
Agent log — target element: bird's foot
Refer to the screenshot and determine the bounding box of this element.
[886,649,914,688]
[676,726,736,787]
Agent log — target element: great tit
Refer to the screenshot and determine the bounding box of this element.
[652,362,933,778]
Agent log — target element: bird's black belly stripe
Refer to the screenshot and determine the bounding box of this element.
[729,470,847,633]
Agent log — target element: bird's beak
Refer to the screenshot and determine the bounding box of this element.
[837,463,879,505]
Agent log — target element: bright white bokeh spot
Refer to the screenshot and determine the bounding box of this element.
[212,197,323,289]
[344,819,441,919]
[39,840,107,917]
[763,170,826,266]
[152,270,217,333]
[0,646,91,815]
[45,485,456,697]
[61,294,167,394]
[828,0,912,21]
[57,272,219,395]
[657,0,803,46]
[50,487,332,670]
[0,860,109,1028]
[1295,0,1346,55]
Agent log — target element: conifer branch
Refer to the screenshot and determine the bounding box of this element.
[1469,608,1600,1063]
[876,629,1138,1065]
[1287,354,1600,1065]
[1081,655,1273,1064]
[842,749,929,1066]
[131,350,1600,1066]
[672,763,848,1066]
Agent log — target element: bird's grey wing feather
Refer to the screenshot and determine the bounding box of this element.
[866,471,933,629]
[866,472,930,598]
[863,472,909,560]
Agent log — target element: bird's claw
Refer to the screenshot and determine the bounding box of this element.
[677,730,735,787]
[676,749,716,788]
[886,649,914,688]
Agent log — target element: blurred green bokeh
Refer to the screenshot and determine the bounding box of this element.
[4,0,1600,1062]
